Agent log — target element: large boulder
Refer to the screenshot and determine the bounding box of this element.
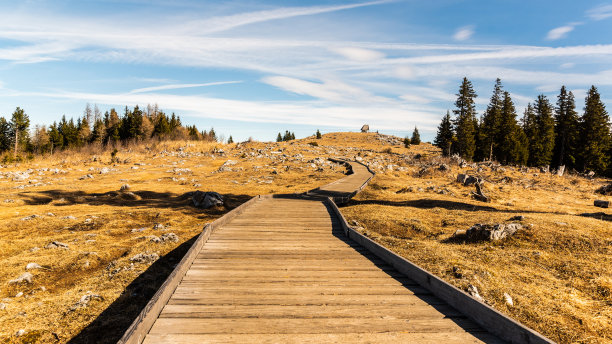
[466,223,523,241]
[192,191,224,209]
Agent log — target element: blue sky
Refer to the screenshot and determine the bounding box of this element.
[1,0,611,142]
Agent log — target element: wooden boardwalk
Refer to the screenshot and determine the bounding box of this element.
[121,159,550,344]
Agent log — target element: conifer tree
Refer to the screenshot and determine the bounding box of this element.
[403,137,411,148]
[496,92,527,164]
[9,107,30,158]
[0,117,12,152]
[479,78,503,161]
[276,133,282,142]
[580,85,611,174]
[209,128,217,142]
[411,126,421,145]
[434,111,454,156]
[228,136,234,144]
[316,129,322,139]
[529,95,556,167]
[78,115,91,144]
[552,86,580,170]
[452,77,478,160]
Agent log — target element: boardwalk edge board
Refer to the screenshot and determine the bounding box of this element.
[325,197,554,344]
[117,195,261,344]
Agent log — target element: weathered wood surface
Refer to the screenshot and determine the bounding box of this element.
[121,159,550,344]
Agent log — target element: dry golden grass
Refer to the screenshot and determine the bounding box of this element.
[0,138,346,343]
[336,138,611,344]
[1,132,610,343]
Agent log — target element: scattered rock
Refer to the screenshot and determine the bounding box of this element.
[99,167,110,174]
[504,292,514,307]
[131,227,147,233]
[79,174,94,180]
[396,187,414,193]
[456,174,481,186]
[15,292,23,298]
[594,200,610,208]
[130,253,159,264]
[21,214,42,221]
[438,164,449,171]
[120,184,130,191]
[25,263,42,270]
[16,329,25,337]
[153,223,165,230]
[192,191,224,209]
[555,165,565,176]
[452,266,463,279]
[45,241,69,249]
[70,293,104,311]
[350,220,360,227]
[161,233,179,243]
[466,223,523,241]
[0,303,5,310]
[146,235,161,243]
[46,212,55,217]
[467,285,484,302]
[62,216,77,220]
[8,272,33,284]
[596,184,612,196]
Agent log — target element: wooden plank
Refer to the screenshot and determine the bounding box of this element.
[143,332,504,344]
[147,318,484,335]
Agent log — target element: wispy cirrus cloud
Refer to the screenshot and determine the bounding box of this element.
[586,4,612,21]
[453,25,475,41]
[129,81,242,94]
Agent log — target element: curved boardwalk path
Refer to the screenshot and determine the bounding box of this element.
[121,159,550,344]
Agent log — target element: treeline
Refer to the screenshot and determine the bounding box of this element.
[435,78,612,176]
[276,130,296,142]
[0,104,218,161]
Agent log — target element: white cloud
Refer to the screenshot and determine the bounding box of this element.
[546,25,575,40]
[586,4,612,21]
[453,25,475,41]
[331,47,385,62]
[400,94,431,104]
[560,62,575,69]
[129,81,242,94]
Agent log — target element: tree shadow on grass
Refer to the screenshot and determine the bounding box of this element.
[344,198,499,212]
[67,234,199,344]
[580,212,612,222]
[19,189,252,218]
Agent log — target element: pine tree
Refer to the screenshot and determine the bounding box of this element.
[228,136,234,144]
[580,86,611,174]
[411,126,421,145]
[434,111,454,156]
[276,133,283,142]
[529,95,556,167]
[552,86,580,170]
[316,129,322,139]
[403,137,411,148]
[209,128,217,142]
[480,78,503,161]
[9,107,30,158]
[452,77,478,160]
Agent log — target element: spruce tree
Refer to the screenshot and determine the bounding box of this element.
[403,137,411,148]
[580,85,611,174]
[228,136,234,144]
[480,78,503,161]
[316,129,322,139]
[9,107,30,158]
[0,117,11,152]
[276,133,282,142]
[552,86,580,170]
[496,92,527,164]
[411,126,421,145]
[529,95,556,167]
[452,77,478,160]
[434,111,454,156]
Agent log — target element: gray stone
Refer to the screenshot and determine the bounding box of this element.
[504,292,514,307]
[131,227,147,233]
[467,285,484,302]
[25,263,42,270]
[130,253,159,264]
[161,233,179,243]
[70,293,104,311]
[153,223,165,230]
[62,216,77,220]
[21,214,42,221]
[192,191,224,209]
[16,329,25,337]
[45,241,69,249]
[8,272,33,284]
[466,223,523,241]
[120,184,130,191]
